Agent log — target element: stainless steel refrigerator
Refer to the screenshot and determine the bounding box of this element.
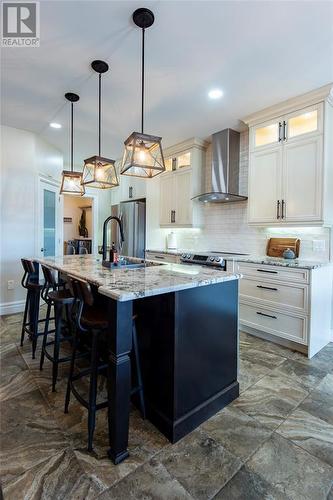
[111,200,146,259]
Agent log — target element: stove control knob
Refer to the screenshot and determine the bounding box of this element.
[215,257,221,262]
[186,254,191,259]
[182,253,186,258]
[209,256,215,261]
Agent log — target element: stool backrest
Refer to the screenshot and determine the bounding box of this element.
[21,259,36,287]
[41,264,57,292]
[79,246,88,255]
[67,276,94,331]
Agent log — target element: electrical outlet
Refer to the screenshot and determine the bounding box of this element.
[312,240,326,252]
[7,280,15,290]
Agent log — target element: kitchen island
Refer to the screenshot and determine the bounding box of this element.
[35,254,241,464]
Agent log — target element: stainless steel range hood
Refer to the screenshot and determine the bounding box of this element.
[192,128,248,203]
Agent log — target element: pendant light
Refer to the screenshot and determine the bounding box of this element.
[121,8,165,178]
[82,60,119,189]
[60,93,85,196]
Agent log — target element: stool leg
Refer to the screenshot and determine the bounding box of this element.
[39,301,52,371]
[32,291,41,359]
[87,330,98,452]
[20,290,30,347]
[132,321,146,419]
[64,326,78,414]
[52,302,62,392]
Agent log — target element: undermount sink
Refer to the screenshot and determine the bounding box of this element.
[102,259,162,269]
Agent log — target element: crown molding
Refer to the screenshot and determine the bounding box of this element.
[163,137,208,157]
[242,83,333,126]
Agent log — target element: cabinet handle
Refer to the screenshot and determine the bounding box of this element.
[257,311,277,319]
[170,210,176,223]
[283,120,287,141]
[257,285,278,291]
[281,199,285,219]
[129,186,133,199]
[276,200,280,219]
[278,122,283,142]
[256,269,278,274]
[154,255,165,260]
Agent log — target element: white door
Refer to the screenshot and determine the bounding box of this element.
[282,135,323,223]
[38,179,62,257]
[175,170,192,225]
[248,147,283,224]
[160,174,175,225]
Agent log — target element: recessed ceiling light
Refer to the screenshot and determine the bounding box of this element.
[208,89,223,100]
[49,122,62,129]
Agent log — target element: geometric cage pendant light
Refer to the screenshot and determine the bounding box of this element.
[121,8,166,178]
[82,60,119,189]
[60,92,85,196]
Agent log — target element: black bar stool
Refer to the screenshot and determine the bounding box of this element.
[64,277,145,452]
[20,259,45,358]
[39,265,75,391]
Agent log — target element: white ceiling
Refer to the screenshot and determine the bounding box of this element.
[2,0,333,167]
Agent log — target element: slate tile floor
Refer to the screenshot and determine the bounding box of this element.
[1,309,333,500]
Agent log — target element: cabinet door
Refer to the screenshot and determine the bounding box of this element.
[160,175,175,225]
[284,103,323,143]
[175,170,192,225]
[282,135,323,223]
[251,117,283,151]
[248,147,282,224]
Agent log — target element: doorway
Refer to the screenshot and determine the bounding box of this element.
[38,178,62,258]
[63,194,95,255]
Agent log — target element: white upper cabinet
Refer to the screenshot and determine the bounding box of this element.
[252,117,283,151]
[244,85,333,226]
[159,138,207,227]
[248,147,282,223]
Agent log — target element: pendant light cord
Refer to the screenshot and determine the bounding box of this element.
[71,102,74,172]
[98,72,102,156]
[141,27,145,134]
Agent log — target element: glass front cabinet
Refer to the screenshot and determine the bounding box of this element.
[245,86,333,227]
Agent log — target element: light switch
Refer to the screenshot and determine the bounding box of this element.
[7,280,14,290]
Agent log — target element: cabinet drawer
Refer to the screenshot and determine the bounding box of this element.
[145,252,179,263]
[236,262,309,284]
[240,302,307,344]
[240,278,308,314]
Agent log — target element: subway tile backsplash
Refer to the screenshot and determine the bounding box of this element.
[149,131,331,261]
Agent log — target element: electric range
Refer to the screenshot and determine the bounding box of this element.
[180,251,249,269]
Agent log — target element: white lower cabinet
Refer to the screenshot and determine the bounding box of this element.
[229,260,332,358]
[239,303,307,344]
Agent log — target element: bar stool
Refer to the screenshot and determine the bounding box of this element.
[20,259,45,358]
[64,277,145,452]
[39,265,75,391]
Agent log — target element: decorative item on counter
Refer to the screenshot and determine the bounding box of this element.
[283,248,296,259]
[267,237,300,258]
[78,209,88,237]
[109,242,118,263]
[167,231,177,250]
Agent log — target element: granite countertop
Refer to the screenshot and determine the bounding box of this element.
[231,255,330,270]
[146,249,330,270]
[146,249,186,256]
[36,255,241,302]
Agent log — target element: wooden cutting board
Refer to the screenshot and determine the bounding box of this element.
[267,237,300,258]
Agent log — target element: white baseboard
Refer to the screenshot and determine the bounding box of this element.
[0,300,25,316]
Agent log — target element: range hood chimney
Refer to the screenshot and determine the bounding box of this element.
[192,128,248,203]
